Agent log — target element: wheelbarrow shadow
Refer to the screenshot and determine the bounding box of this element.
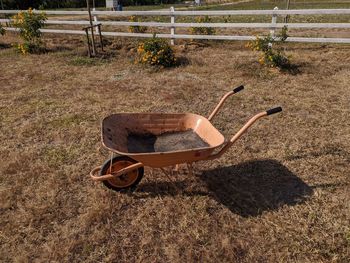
[137,159,312,217]
[199,159,313,217]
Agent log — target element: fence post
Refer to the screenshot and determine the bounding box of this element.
[170,6,175,45]
[284,0,290,23]
[93,7,99,34]
[270,6,278,38]
[268,6,278,48]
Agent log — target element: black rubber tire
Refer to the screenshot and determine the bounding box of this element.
[100,155,144,192]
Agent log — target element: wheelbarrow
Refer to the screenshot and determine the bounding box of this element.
[90,85,282,191]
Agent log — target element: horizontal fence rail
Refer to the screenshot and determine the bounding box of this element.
[1,8,350,15]
[4,27,350,44]
[1,8,350,44]
[1,19,350,29]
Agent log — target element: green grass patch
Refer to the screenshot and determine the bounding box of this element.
[42,145,80,168]
[199,0,350,10]
[47,114,93,128]
[69,56,111,66]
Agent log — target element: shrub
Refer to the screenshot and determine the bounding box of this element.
[190,16,215,35]
[246,26,290,69]
[12,8,47,54]
[136,35,176,67]
[128,16,147,34]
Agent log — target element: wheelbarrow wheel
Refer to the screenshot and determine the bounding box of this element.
[100,155,144,192]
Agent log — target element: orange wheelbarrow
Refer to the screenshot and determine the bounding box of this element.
[90,85,282,191]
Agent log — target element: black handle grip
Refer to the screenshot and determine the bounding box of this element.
[266,106,282,115]
[233,85,244,93]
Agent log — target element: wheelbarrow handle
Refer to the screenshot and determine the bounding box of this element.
[207,106,282,160]
[233,85,244,93]
[208,85,244,121]
[266,106,282,115]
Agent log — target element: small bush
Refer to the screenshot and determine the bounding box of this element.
[190,16,215,35]
[246,26,290,69]
[12,8,47,54]
[136,35,176,67]
[128,16,147,34]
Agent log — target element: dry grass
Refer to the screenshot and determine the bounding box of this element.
[0,32,349,262]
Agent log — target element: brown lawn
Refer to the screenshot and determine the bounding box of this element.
[0,32,349,262]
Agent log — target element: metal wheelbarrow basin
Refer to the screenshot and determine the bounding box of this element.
[102,112,225,167]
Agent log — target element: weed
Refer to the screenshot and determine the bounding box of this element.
[0,24,5,36]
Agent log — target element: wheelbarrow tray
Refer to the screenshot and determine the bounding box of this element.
[102,113,225,167]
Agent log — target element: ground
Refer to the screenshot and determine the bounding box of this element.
[0,31,349,262]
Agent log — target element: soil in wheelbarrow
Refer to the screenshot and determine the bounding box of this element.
[127,129,210,153]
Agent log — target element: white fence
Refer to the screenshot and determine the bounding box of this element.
[1,8,350,44]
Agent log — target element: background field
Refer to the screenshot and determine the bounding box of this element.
[0,30,349,262]
[23,0,348,42]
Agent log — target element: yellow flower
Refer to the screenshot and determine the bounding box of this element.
[258,57,264,65]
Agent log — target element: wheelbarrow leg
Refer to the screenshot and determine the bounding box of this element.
[109,151,114,173]
[187,163,194,177]
[160,168,181,194]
